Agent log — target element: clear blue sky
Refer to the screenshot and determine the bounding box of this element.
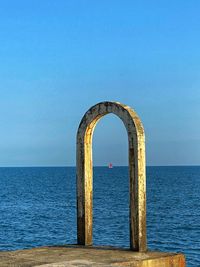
[0,1,200,166]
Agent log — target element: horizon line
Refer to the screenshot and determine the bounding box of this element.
[0,164,200,168]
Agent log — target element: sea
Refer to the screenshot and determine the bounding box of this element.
[0,166,199,266]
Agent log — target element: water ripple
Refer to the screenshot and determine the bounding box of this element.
[0,166,199,266]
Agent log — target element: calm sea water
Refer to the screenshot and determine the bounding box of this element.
[0,166,199,266]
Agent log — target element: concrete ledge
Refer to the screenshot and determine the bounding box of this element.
[0,245,186,266]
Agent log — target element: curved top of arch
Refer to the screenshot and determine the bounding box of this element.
[77,101,145,140]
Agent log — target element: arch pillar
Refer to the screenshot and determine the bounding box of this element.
[76,101,146,252]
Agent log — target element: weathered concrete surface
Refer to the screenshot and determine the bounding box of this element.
[0,246,185,267]
[77,101,146,251]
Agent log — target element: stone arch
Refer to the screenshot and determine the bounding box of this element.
[76,101,147,252]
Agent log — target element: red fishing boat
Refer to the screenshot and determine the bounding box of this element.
[108,163,113,168]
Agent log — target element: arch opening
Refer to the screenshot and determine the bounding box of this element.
[93,113,128,166]
[76,101,147,252]
[92,114,129,247]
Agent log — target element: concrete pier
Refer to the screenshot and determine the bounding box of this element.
[0,245,185,266]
